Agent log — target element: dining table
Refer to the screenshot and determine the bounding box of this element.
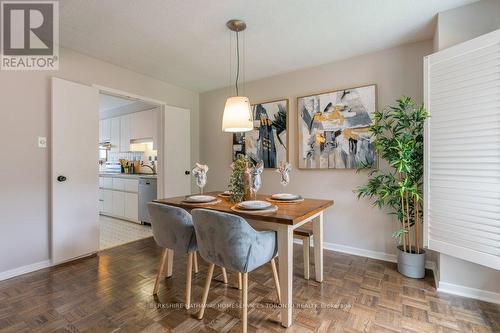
[154,191,334,328]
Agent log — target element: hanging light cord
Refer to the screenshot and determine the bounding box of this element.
[235,30,240,96]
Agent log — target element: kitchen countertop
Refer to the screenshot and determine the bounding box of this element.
[99,173,157,179]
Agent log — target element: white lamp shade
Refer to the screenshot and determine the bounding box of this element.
[222,96,253,132]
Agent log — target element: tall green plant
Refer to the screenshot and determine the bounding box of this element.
[356,97,428,254]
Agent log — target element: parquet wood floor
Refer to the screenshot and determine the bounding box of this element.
[0,237,498,332]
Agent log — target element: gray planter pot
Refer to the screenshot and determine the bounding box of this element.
[397,246,426,279]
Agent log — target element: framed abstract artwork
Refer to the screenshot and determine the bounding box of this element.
[297,84,376,169]
[232,99,289,168]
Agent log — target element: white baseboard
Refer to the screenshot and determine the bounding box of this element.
[293,239,435,269]
[438,281,500,304]
[0,260,52,282]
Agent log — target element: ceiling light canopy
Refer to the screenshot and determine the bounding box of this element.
[221,19,253,133]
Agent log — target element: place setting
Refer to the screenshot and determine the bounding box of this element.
[266,193,304,204]
[182,164,221,205]
[230,200,278,214]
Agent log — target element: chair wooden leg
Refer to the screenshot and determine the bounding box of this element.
[241,272,248,333]
[238,272,242,290]
[221,267,228,284]
[185,252,193,309]
[270,258,281,303]
[193,251,199,273]
[198,263,215,319]
[153,248,168,295]
[303,236,310,280]
[165,249,174,278]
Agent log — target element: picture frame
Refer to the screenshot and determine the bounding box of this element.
[232,98,289,168]
[297,84,377,169]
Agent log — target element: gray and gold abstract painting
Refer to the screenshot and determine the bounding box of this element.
[298,85,376,169]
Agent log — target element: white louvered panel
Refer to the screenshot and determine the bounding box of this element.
[424,29,500,270]
[429,228,499,256]
[431,43,500,74]
[431,104,500,120]
[430,213,499,233]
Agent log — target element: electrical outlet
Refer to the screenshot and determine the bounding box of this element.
[38,137,47,148]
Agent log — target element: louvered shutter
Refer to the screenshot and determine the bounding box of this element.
[424,29,500,270]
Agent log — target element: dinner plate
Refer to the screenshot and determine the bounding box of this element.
[237,200,272,210]
[183,195,216,203]
[271,193,301,201]
[218,191,231,197]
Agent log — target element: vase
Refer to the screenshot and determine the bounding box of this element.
[397,246,426,278]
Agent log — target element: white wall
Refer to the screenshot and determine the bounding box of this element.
[0,47,199,275]
[200,41,432,259]
[436,0,500,50]
[433,0,500,300]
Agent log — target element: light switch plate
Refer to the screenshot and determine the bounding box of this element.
[38,137,47,148]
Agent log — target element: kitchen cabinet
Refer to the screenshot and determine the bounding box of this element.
[130,109,154,140]
[101,189,113,214]
[124,193,139,220]
[100,177,112,189]
[152,109,160,150]
[112,178,125,191]
[120,114,131,152]
[99,118,111,143]
[99,176,140,223]
[110,117,120,152]
[124,179,138,192]
[112,191,125,217]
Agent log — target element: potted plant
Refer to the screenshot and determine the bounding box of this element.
[229,155,253,203]
[356,96,428,278]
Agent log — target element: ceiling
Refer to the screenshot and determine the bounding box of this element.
[60,0,477,92]
[99,93,157,119]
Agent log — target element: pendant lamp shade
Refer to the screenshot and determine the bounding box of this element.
[222,19,253,133]
[222,96,253,132]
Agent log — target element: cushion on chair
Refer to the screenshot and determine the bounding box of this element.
[147,202,197,253]
[191,209,277,273]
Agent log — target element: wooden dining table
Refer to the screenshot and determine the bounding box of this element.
[154,191,334,328]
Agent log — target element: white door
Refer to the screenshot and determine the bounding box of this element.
[163,105,191,197]
[52,77,99,264]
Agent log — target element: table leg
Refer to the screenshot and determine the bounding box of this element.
[166,249,174,278]
[277,225,293,327]
[313,212,324,282]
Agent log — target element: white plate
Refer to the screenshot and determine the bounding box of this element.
[238,200,272,210]
[271,193,300,200]
[184,195,216,203]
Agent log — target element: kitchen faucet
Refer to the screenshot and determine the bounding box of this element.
[141,161,156,174]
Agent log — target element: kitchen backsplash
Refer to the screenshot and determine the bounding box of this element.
[108,151,144,162]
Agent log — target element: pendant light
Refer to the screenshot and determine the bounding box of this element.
[221,19,253,132]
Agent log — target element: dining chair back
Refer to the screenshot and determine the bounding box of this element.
[148,202,197,253]
[192,208,277,273]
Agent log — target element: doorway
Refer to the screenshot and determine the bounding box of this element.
[51,78,192,264]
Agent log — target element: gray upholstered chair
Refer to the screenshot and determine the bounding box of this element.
[192,209,281,333]
[147,203,228,308]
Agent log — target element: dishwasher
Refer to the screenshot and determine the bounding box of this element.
[138,177,157,224]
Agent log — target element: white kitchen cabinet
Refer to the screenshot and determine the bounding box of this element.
[130,110,153,140]
[99,177,112,189]
[110,117,120,152]
[112,178,125,191]
[99,118,111,142]
[112,191,125,217]
[124,179,138,192]
[120,114,131,152]
[124,193,139,221]
[101,189,113,214]
[152,108,160,150]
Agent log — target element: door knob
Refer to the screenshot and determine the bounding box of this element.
[185,170,190,175]
[57,175,67,182]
